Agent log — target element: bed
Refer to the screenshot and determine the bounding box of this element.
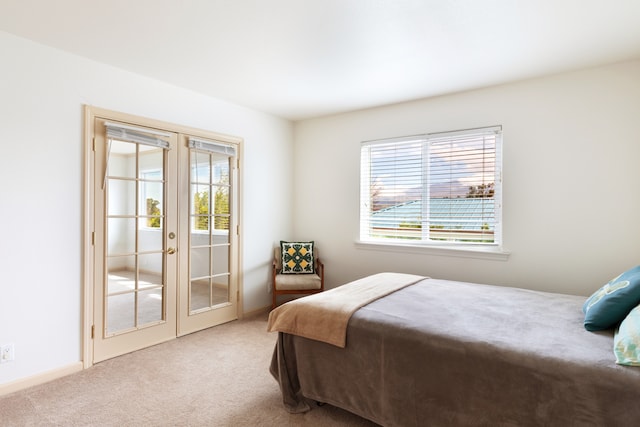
[268,273,640,426]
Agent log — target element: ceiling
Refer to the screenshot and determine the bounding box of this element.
[2,0,640,121]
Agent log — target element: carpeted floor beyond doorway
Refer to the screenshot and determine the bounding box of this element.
[0,314,378,426]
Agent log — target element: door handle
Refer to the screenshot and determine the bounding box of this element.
[167,247,176,255]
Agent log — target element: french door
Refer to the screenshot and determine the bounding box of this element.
[177,137,239,334]
[87,109,240,364]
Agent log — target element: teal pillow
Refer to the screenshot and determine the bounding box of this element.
[614,304,640,366]
[583,266,640,331]
[280,241,314,274]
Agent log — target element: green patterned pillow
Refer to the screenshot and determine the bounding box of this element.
[280,241,314,274]
[583,266,640,331]
[614,304,640,366]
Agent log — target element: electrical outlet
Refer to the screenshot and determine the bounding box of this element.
[1,344,15,363]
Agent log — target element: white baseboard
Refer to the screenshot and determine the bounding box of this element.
[242,305,270,319]
[0,362,83,397]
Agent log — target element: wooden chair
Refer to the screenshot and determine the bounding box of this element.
[272,245,324,309]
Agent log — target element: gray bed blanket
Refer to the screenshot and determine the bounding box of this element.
[270,278,640,426]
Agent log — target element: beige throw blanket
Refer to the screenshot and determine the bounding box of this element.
[267,272,426,347]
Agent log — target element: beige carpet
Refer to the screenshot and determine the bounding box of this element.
[0,314,379,426]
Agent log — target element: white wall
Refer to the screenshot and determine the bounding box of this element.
[0,31,293,386]
[293,60,640,297]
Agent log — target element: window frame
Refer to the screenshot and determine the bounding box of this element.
[358,126,509,260]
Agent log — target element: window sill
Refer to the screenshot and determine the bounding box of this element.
[355,240,511,261]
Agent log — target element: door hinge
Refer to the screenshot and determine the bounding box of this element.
[92,137,96,151]
[91,325,95,339]
[236,225,240,235]
[91,231,95,245]
[236,158,240,169]
[236,290,239,302]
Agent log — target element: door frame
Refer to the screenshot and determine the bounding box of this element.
[82,105,244,368]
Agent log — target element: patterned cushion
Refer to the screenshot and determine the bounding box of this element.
[583,266,640,331]
[614,304,640,366]
[280,241,314,274]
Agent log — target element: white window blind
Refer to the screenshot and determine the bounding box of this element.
[105,122,171,149]
[188,137,236,157]
[360,126,502,246]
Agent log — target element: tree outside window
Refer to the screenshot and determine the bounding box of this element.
[193,190,209,230]
[141,169,163,229]
[146,198,161,228]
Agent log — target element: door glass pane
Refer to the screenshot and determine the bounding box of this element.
[139,217,163,252]
[211,154,229,183]
[138,253,162,289]
[107,293,135,334]
[191,151,210,184]
[107,218,135,255]
[211,245,229,276]
[190,247,210,280]
[190,278,211,311]
[107,255,135,294]
[105,137,166,335]
[141,180,163,226]
[108,179,136,216]
[108,140,136,178]
[191,184,210,232]
[138,288,163,325]
[214,228,229,245]
[213,185,229,231]
[211,274,229,306]
[139,145,164,174]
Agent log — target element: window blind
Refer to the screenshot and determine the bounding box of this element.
[105,122,171,149]
[360,126,502,245]
[188,137,236,157]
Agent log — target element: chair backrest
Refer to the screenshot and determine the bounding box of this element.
[274,247,281,270]
[274,246,319,271]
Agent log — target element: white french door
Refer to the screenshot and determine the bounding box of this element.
[87,108,240,364]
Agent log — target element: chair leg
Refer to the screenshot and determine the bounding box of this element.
[272,291,276,310]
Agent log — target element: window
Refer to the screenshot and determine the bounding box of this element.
[360,126,502,248]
